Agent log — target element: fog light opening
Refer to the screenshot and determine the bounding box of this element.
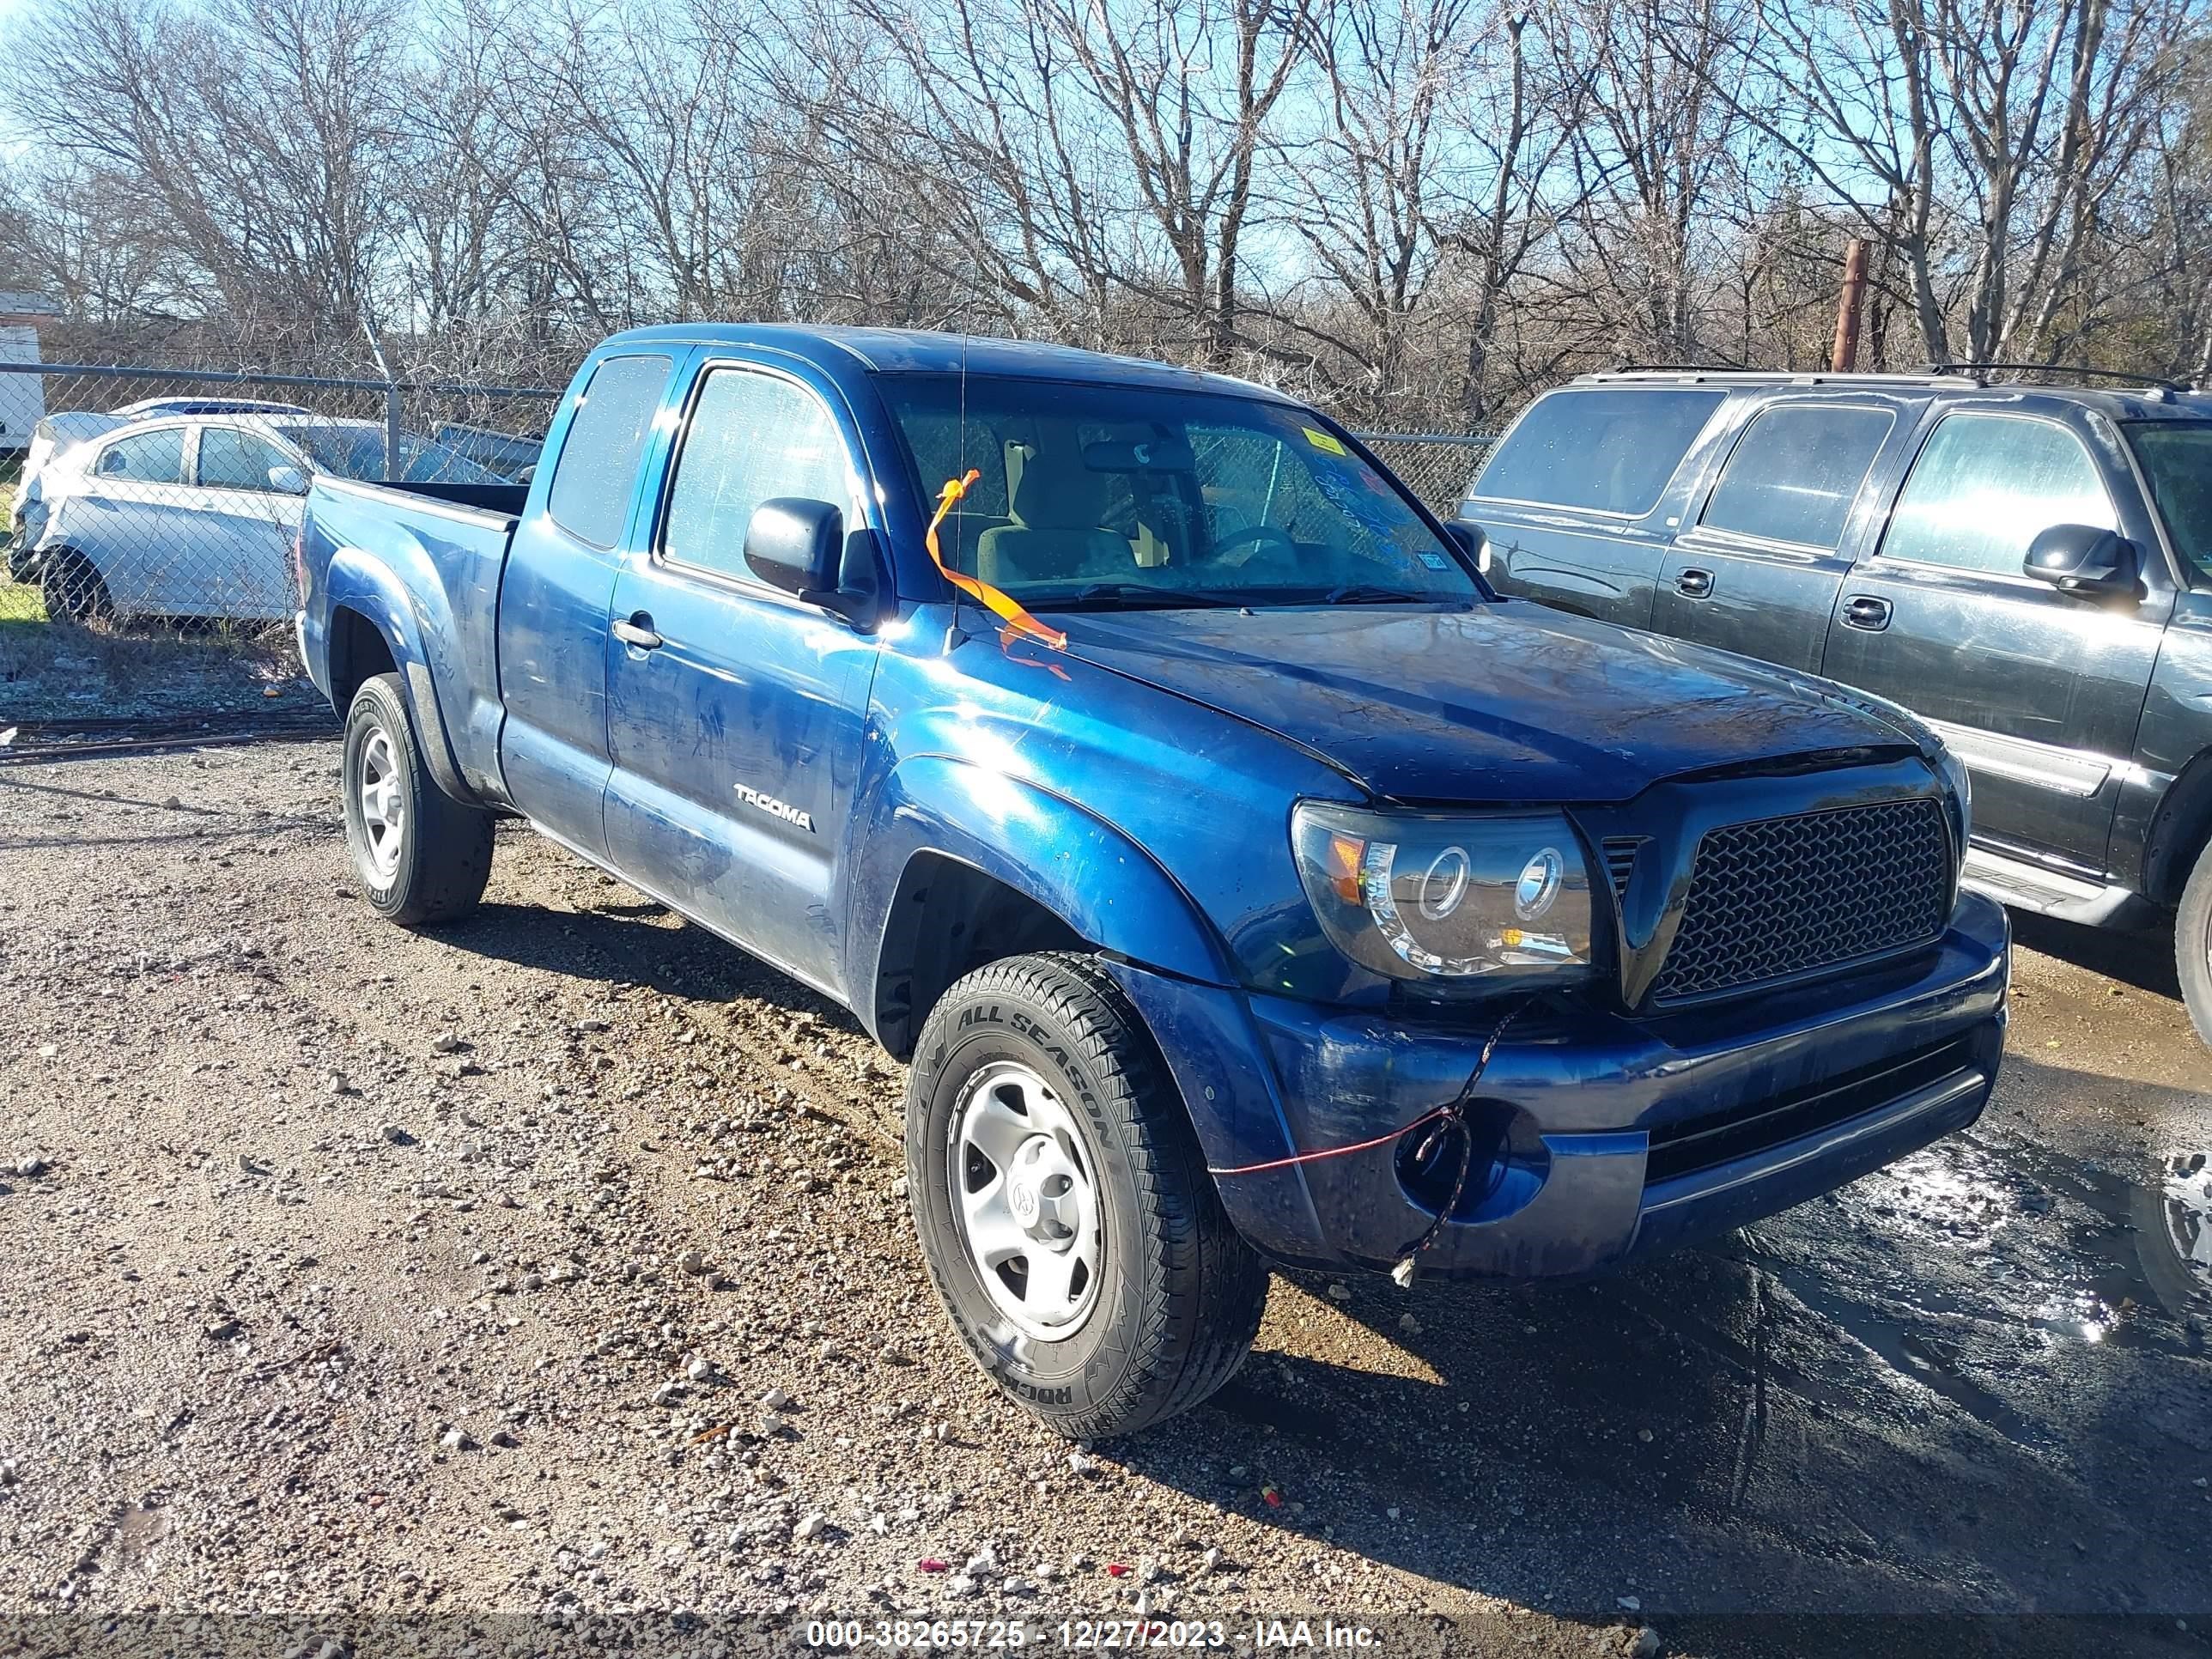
[1394,1100,1548,1224]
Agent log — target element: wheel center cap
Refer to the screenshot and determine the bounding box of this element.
[1008,1181,1040,1226]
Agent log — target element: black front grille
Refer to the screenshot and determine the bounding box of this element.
[1644,1035,1979,1185]
[1650,798,1951,1005]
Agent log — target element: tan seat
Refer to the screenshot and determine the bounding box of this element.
[975,438,1133,586]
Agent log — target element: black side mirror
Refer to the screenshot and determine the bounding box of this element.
[1443,520,1487,570]
[745,497,844,598]
[2024,523,2140,598]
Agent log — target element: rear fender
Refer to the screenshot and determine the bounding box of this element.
[323,550,479,807]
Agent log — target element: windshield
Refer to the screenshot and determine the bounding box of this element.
[2127,422,2212,586]
[277,425,505,486]
[878,374,1478,609]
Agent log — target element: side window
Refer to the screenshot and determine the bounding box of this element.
[1699,404,1895,549]
[1881,412,2116,575]
[94,428,185,485]
[662,368,853,582]
[1468,387,1726,517]
[546,353,673,548]
[197,428,294,491]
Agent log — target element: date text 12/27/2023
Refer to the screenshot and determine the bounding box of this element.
[802,1620,1382,1649]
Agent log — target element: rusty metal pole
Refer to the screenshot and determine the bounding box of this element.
[1831,238,1869,373]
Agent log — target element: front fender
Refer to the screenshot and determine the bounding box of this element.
[843,754,1233,1036]
[321,551,480,807]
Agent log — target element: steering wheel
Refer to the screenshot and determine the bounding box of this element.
[1210,522,1300,565]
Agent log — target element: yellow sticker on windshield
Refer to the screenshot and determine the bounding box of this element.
[1303,426,1347,456]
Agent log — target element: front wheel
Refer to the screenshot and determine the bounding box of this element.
[2179,839,2212,1053]
[340,672,494,927]
[906,952,1270,1438]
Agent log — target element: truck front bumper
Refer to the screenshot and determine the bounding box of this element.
[1109,890,2009,1279]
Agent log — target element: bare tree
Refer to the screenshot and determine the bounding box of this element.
[2,0,412,365]
[1433,4,1591,421]
[1713,0,2192,364]
[1253,0,1469,417]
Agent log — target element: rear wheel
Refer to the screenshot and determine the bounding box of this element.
[2179,840,2212,1053]
[40,550,111,624]
[906,951,1269,1438]
[340,672,493,926]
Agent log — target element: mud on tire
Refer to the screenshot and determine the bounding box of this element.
[906,951,1270,1438]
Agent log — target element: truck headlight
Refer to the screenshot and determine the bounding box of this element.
[1292,803,1595,988]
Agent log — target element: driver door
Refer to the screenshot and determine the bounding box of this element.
[602,361,882,998]
[1820,406,2175,874]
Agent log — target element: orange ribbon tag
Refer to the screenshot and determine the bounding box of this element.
[924,469,1068,651]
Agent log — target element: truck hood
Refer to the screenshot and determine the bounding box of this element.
[1054,601,1930,804]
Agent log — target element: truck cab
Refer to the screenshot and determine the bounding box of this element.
[297,328,2008,1437]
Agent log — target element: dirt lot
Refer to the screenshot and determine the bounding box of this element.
[1,738,2207,1657]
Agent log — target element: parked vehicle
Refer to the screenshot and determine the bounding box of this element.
[9,398,319,580]
[432,421,544,482]
[112,396,315,419]
[296,325,2006,1437]
[15,412,502,621]
[17,398,315,499]
[1458,368,2212,1050]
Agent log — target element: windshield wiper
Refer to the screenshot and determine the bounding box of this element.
[1035,582,1244,611]
[1314,583,1435,605]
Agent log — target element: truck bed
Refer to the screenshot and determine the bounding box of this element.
[298,473,529,804]
[316,475,529,523]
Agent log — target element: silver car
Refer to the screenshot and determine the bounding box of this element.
[18,413,501,622]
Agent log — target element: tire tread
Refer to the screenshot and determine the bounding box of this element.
[345,672,493,927]
[2178,841,2212,1052]
[909,951,1267,1437]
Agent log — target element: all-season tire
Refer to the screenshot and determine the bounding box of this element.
[2179,839,2212,1053]
[906,951,1270,1439]
[40,550,112,624]
[340,672,493,927]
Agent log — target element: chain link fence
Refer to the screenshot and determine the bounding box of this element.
[0,358,1497,725]
[1357,432,1494,516]
[0,362,556,631]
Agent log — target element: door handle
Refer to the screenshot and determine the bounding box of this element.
[611,613,663,650]
[1840,595,1893,632]
[1675,568,1715,599]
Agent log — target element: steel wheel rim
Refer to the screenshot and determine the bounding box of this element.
[356,726,404,881]
[948,1060,1103,1341]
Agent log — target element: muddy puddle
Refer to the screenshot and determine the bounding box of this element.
[1735,1128,2210,1453]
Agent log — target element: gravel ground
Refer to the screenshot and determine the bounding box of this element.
[1,738,2208,1659]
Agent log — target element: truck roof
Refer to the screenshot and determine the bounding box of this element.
[597,323,1293,402]
[1569,367,2212,424]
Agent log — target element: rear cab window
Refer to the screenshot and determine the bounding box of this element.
[1698,403,1895,549]
[546,353,674,548]
[1466,387,1726,517]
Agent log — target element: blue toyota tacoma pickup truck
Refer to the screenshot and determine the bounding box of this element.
[296,325,2008,1437]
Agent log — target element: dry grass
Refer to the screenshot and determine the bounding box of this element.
[1,602,300,719]
[0,579,43,624]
